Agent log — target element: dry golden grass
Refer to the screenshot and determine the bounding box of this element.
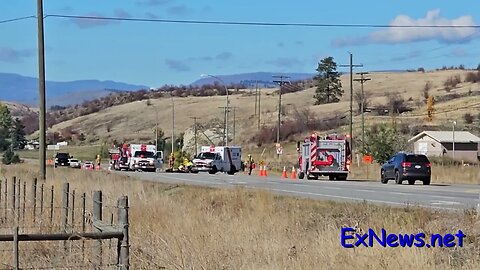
[45,70,480,145]
[0,164,478,269]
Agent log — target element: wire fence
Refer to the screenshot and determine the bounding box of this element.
[0,177,129,269]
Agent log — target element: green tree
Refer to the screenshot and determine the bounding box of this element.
[363,123,407,164]
[11,118,27,150]
[0,103,12,130]
[313,57,343,105]
[0,103,13,151]
[153,127,166,150]
[2,147,20,165]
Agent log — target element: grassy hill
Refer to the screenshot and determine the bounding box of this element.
[35,69,479,164]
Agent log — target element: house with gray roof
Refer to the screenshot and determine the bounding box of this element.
[408,131,480,163]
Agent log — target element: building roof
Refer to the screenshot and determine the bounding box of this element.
[408,131,480,143]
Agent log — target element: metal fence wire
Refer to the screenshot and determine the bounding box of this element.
[0,177,129,269]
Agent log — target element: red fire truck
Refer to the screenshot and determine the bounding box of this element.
[297,133,351,180]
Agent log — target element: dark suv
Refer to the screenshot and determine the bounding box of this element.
[380,153,431,185]
[55,152,71,167]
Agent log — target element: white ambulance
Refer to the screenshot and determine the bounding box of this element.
[128,144,163,172]
[192,145,242,175]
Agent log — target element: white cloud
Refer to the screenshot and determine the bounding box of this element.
[333,9,478,47]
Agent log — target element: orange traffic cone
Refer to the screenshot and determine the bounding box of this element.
[291,166,297,179]
[263,166,268,177]
[282,166,288,179]
[258,165,264,176]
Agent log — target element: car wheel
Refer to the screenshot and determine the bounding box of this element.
[395,171,403,185]
[298,172,305,179]
[227,165,236,175]
[380,170,388,184]
[208,166,217,174]
[408,179,415,185]
[423,177,431,185]
[329,175,336,181]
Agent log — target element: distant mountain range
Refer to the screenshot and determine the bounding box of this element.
[0,73,148,107]
[190,72,316,87]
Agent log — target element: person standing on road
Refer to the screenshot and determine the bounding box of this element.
[95,154,101,168]
[247,154,255,175]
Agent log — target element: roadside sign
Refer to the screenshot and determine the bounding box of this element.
[363,155,373,164]
[276,147,283,155]
[47,145,59,151]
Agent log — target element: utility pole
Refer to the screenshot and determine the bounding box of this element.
[273,76,290,144]
[354,72,371,154]
[37,0,46,181]
[339,53,363,160]
[171,95,175,156]
[452,120,456,160]
[218,106,230,146]
[233,107,236,145]
[254,81,258,116]
[190,117,198,156]
[257,82,261,130]
[155,109,158,150]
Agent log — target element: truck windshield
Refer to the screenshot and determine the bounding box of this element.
[133,151,155,158]
[196,152,216,159]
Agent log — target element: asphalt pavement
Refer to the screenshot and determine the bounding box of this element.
[118,170,479,211]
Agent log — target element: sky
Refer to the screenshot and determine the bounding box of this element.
[1,0,479,87]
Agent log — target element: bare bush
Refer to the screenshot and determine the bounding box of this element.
[353,90,373,115]
[422,81,432,100]
[464,71,480,83]
[386,92,410,114]
[250,110,347,145]
[463,113,474,124]
[443,75,461,91]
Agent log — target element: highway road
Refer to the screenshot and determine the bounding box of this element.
[117,170,480,211]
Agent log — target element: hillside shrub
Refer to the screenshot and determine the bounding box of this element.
[464,71,480,83]
[463,113,474,124]
[443,75,461,91]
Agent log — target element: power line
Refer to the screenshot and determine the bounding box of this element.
[0,15,36,25]
[44,14,480,28]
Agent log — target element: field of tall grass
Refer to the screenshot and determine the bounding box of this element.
[1,164,479,269]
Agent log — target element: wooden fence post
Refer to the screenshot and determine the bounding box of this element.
[71,190,75,230]
[13,226,19,270]
[40,183,44,215]
[81,193,86,262]
[11,177,16,224]
[61,183,69,253]
[117,196,129,270]
[22,181,26,226]
[16,179,20,225]
[0,179,2,219]
[49,185,54,226]
[93,190,103,267]
[31,178,37,223]
[3,178,7,221]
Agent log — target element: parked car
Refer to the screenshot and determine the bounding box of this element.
[83,161,94,170]
[380,152,431,185]
[55,152,71,168]
[69,159,81,169]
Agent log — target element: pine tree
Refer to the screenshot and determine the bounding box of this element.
[313,57,343,105]
[11,118,27,150]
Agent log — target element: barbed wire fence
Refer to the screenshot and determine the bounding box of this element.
[0,177,129,269]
